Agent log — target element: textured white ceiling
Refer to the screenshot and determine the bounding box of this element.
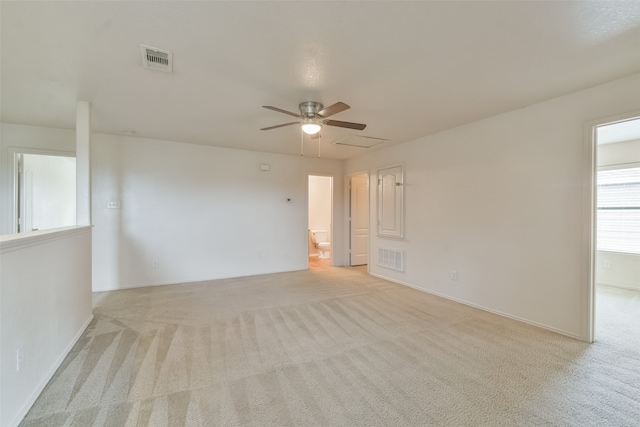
[2,1,640,159]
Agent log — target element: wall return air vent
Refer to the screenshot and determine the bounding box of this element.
[378,248,404,272]
[140,45,173,73]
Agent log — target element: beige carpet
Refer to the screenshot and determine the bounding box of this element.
[21,268,640,426]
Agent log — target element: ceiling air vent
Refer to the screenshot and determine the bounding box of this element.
[140,45,173,73]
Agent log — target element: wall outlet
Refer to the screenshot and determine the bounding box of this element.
[152,260,159,269]
[260,251,268,260]
[450,270,459,281]
[16,346,23,372]
[604,260,611,269]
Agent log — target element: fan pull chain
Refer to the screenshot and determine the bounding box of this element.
[318,133,321,157]
[300,129,304,156]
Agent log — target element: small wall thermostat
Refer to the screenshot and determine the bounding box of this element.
[260,164,270,171]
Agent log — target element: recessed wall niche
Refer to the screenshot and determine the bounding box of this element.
[377,164,403,238]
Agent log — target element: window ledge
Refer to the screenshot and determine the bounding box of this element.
[596,250,640,257]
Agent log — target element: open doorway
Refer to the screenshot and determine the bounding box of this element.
[592,117,640,345]
[308,175,333,269]
[13,150,76,233]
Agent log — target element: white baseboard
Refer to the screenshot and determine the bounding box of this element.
[92,268,310,293]
[368,272,585,342]
[10,314,94,427]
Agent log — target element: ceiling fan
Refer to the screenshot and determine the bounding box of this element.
[260,101,366,136]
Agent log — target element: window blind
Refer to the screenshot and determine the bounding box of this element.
[597,167,640,254]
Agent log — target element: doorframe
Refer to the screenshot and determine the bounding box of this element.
[8,147,76,234]
[344,170,370,270]
[583,109,640,343]
[308,173,335,266]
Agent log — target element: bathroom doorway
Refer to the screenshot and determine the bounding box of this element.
[308,175,333,268]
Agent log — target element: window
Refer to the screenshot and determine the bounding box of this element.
[597,166,640,254]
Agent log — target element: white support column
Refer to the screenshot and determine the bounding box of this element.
[76,101,91,226]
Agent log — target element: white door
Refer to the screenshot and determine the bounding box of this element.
[350,173,369,265]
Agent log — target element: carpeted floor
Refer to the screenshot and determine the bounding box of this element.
[21,268,640,426]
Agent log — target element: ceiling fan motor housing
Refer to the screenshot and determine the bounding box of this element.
[260,101,366,132]
[299,101,323,118]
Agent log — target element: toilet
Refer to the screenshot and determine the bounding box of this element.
[310,230,331,259]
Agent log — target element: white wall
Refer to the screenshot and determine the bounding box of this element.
[309,175,332,242]
[91,133,344,291]
[0,123,76,235]
[598,138,640,166]
[0,226,93,427]
[596,252,640,290]
[1,124,345,292]
[345,73,640,340]
[596,138,640,290]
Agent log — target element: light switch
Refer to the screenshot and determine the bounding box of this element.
[107,201,121,209]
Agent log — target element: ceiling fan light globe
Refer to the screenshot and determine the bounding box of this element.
[301,123,322,134]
